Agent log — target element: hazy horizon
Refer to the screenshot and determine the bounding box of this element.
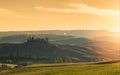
[0,29,118,32]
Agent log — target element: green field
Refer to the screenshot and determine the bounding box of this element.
[0,62,120,75]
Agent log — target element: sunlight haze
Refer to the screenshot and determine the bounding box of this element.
[0,0,119,32]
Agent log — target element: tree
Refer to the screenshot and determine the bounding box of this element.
[55,57,63,63]
[65,56,72,63]
[0,64,9,70]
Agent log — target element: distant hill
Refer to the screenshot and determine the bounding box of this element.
[93,36,119,43]
[53,38,120,60]
[0,30,117,38]
[53,38,93,46]
[0,34,74,43]
[0,30,118,43]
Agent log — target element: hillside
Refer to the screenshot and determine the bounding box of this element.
[0,62,120,75]
[0,39,98,63]
[0,35,119,63]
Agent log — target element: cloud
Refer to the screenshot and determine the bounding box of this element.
[35,4,120,16]
[0,8,29,19]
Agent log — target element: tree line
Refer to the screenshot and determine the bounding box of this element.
[0,53,50,61]
[55,56,72,63]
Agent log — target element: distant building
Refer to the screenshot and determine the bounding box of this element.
[26,36,48,43]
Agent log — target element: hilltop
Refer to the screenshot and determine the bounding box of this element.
[0,30,117,38]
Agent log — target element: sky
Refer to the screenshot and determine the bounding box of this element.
[0,0,120,32]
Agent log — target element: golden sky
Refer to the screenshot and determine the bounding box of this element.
[0,0,119,32]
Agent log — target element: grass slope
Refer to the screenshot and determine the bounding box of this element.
[0,62,120,75]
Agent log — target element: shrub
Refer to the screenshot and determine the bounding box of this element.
[0,64,10,70]
[65,56,72,63]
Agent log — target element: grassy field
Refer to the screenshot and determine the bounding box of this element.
[0,62,120,75]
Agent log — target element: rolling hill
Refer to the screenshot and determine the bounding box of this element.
[0,37,119,63]
[0,30,119,63]
[0,39,98,63]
